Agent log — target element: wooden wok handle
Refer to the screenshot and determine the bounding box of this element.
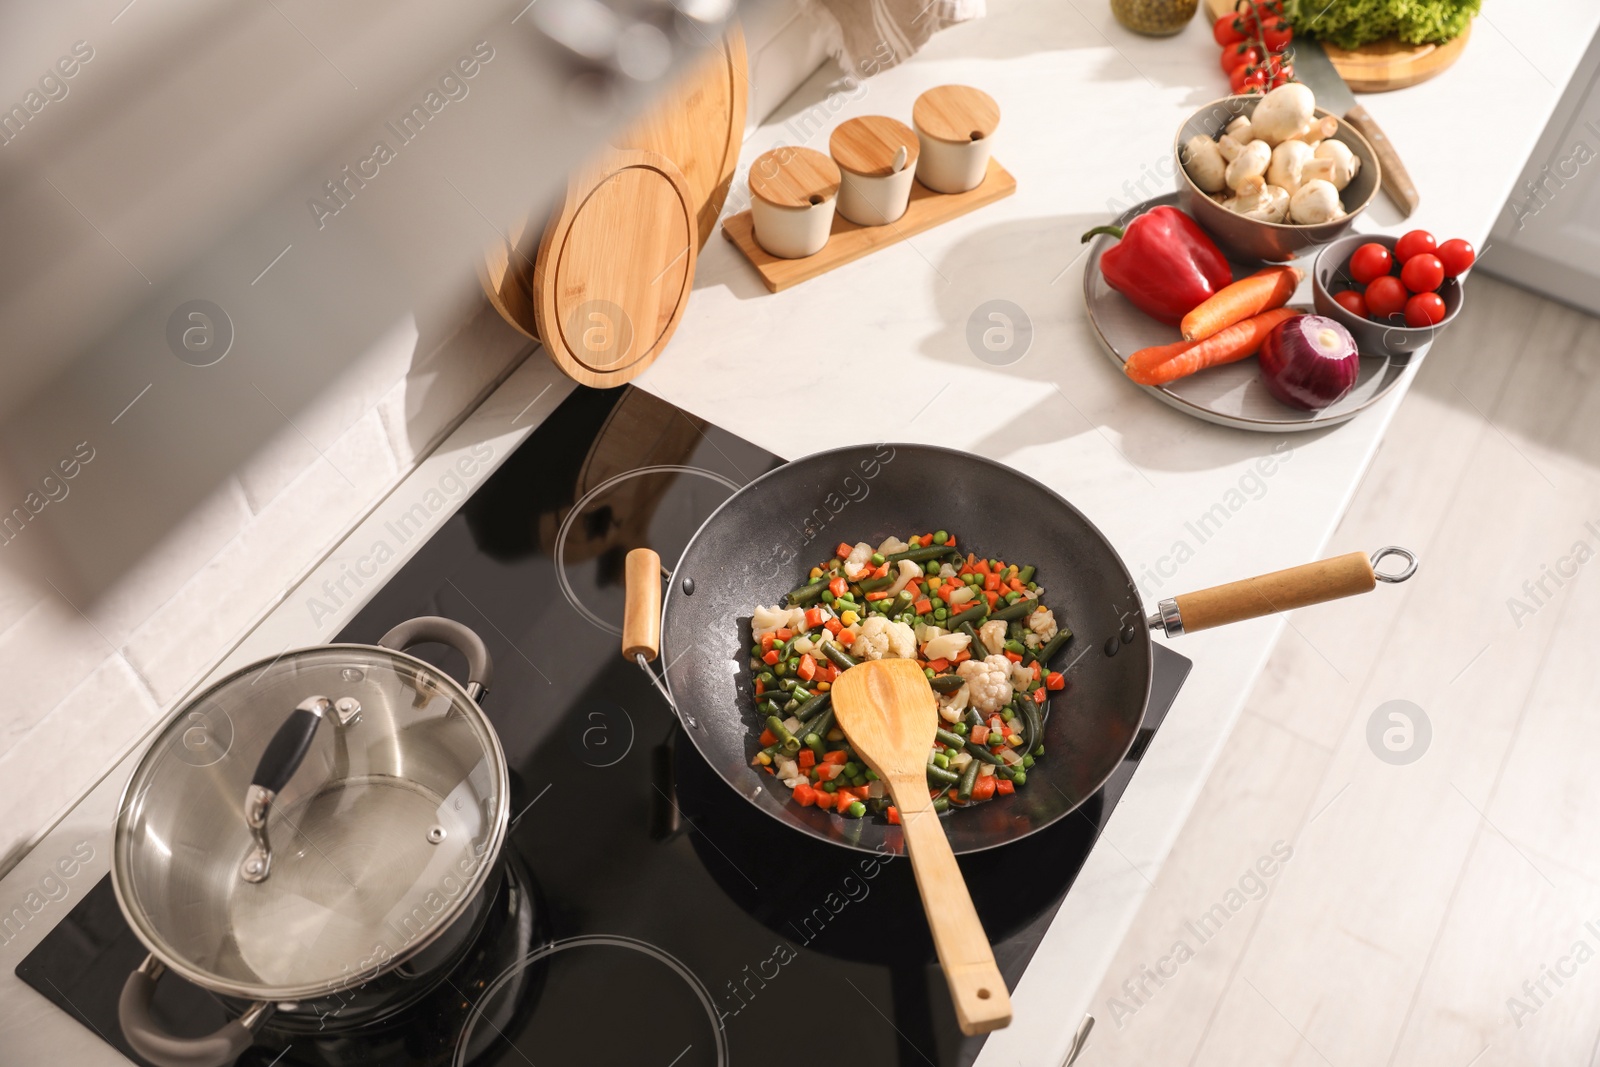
[1343,106,1419,218]
[1161,549,1410,635]
[892,785,1013,1035]
[622,548,662,662]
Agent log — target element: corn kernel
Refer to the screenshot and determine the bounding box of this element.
[756,751,772,765]
[817,681,831,692]
[809,567,823,579]
[827,728,844,742]
[841,610,859,625]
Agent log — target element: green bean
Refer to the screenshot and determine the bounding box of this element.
[927,763,961,786]
[1017,565,1035,584]
[821,643,859,671]
[929,674,966,694]
[948,604,987,627]
[857,575,895,593]
[1004,639,1026,656]
[963,741,1018,779]
[1019,696,1043,754]
[957,758,979,800]
[935,727,968,749]
[932,795,952,813]
[766,715,801,755]
[989,597,1039,623]
[786,580,827,606]
[1032,627,1072,664]
[887,545,959,564]
[795,690,832,722]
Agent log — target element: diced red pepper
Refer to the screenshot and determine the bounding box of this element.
[926,657,950,673]
[804,607,825,630]
[971,725,989,745]
[1034,687,1048,704]
[1004,650,1023,663]
[886,806,901,825]
[914,598,932,615]
[797,654,817,682]
[836,542,853,559]
[1046,672,1065,690]
[814,790,836,810]
[760,728,777,746]
[822,750,849,765]
[829,576,848,597]
[761,649,780,665]
[775,627,793,641]
[971,776,997,801]
[996,779,1015,796]
[793,783,818,806]
[983,573,1000,592]
[798,748,816,769]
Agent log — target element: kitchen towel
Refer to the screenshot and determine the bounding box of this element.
[804,0,985,76]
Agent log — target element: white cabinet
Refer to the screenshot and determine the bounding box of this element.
[1482,27,1600,313]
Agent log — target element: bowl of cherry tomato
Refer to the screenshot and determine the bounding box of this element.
[1312,230,1472,360]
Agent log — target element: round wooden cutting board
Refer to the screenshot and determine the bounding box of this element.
[532,149,697,388]
[611,26,748,250]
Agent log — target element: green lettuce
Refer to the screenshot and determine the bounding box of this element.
[1281,0,1480,49]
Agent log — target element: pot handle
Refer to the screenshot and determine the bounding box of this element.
[119,954,270,1067]
[378,616,494,700]
[622,548,662,662]
[1149,547,1417,636]
[240,695,331,883]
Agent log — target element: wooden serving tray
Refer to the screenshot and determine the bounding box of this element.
[721,158,1016,293]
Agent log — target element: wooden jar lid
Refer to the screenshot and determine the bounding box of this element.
[913,85,1000,144]
[748,146,842,208]
[533,148,697,387]
[829,116,920,178]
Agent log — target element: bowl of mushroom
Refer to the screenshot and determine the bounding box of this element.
[1175,84,1380,263]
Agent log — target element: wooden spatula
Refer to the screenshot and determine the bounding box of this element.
[830,658,1013,1035]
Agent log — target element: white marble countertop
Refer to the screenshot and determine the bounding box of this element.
[2,1,1597,1064]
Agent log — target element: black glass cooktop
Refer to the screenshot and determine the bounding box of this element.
[17,386,1190,1067]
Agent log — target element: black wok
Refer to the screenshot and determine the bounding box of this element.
[622,444,1414,855]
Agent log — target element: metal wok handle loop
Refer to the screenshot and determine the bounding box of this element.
[378,615,494,701]
[1370,546,1418,583]
[119,954,271,1067]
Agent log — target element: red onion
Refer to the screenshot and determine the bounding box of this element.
[1258,314,1358,411]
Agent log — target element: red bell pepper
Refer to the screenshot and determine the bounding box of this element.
[1083,206,1231,326]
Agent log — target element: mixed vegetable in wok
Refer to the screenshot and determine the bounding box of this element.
[748,531,1072,822]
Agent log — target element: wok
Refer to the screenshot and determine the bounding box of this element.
[621,444,1413,855]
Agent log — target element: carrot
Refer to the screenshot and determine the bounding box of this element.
[1180,266,1302,342]
[1125,308,1303,386]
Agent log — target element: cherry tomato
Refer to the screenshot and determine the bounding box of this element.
[1404,291,1447,328]
[1393,229,1437,263]
[1261,19,1293,50]
[1365,275,1409,320]
[1437,238,1476,278]
[1265,61,1294,88]
[1213,14,1246,45]
[1222,43,1263,73]
[1333,290,1368,318]
[1231,64,1267,93]
[1348,242,1393,285]
[1400,253,1444,293]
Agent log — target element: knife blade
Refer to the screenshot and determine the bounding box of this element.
[1293,39,1420,218]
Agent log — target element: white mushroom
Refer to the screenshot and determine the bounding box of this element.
[1289,114,1339,144]
[1249,83,1316,146]
[1289,178,1343,224]
[1226,176,1290,222]
[1225,115,1255,144]
[1182,135,1227,193]
[1224,139,1271,192]
[1267,140,1315,195]
[1305,139,1360,191]
[1217,132,1248,162]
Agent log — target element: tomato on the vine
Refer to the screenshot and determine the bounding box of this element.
[1365,276,1409,319]
[1261,19,1294,50]
[1400,253,1445,294]
[1348,242,1393,285]
[1265,60,1294,88]
[1394,230,1437,263]
[1213,14,1246,45]
[1222,42,1263,73]
[1334,290,1368,318]
[1437,238,1476,277]
[1231,63,1267,93]
[1404,292,1447,328]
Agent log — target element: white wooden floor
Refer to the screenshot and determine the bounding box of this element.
[1082,275,1600,1067]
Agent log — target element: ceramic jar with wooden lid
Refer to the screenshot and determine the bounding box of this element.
[912,85,1001,194]
[830,116,920,226]
[748,146,842,259]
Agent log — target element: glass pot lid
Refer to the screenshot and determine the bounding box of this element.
[112,643,508,1001]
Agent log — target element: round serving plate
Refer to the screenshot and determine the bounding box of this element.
[1083,192,1421,433]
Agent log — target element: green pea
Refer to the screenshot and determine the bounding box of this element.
[933,531,949,544]
[924,560,941,576]
[846,801,867,819]
[933,608,948,621]
[865,769,879,781]
[952,721,968,736]
[1021,755,1035,769]
[821,590,835,604]
[924,666,935,679]
[1010,770,1027,786]
[822,781,838,793]
[843,762,861,777]
[871,552,885,565]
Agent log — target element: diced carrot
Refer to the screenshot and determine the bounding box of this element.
[761,633,776,652]
[798,748,816,769]
[920,533,934,547]
[1030,662,1041,681]
[814,790,836,810]
[815,764,841,781]
[996,779,1015,796]
[838,630,855,647]
[972,776,997,801]
[983,573,1000,592]
[762,649,780,665]
[822,750,849,765]
[1046,672,1065,690]
[865,591,889,601]
[971,725,989,744]
[797,654,817,682]
[824,619,842,636]
[974,559,989,574]
[804,607,824,630]
[829,576,848,597]
[1004,650,1023,663]
[754,680,765,696]
[775,628,793,641]
[1008,578,1025,592]
[984,590,999,608]
[760,728,777,746]
[1033,687,1048,704]
[914,598,932,614]
[794,783,817,806]
[954,649,971,662]
[886,806,901,825]
[926,657,950,673]
[945,535,955,546]
[836,543,853,559]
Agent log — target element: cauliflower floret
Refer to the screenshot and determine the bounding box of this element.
[937,562,957,579]
[957,654,1014,714]
[978,619,1007,656]
[877,535,911,556]
[937,683,969,723]
[854,615,916,660]
[1009,662,1033,690]
[842,541,875,580]
[922,631,970,661]
[752,604,805,636]
[915,623,946,645]
[886,558,922,597]
[1028,606,1059,642]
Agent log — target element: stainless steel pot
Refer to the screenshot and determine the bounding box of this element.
[112,617,508,1067]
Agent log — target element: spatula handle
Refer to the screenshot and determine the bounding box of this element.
[895,790,1013,1035]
